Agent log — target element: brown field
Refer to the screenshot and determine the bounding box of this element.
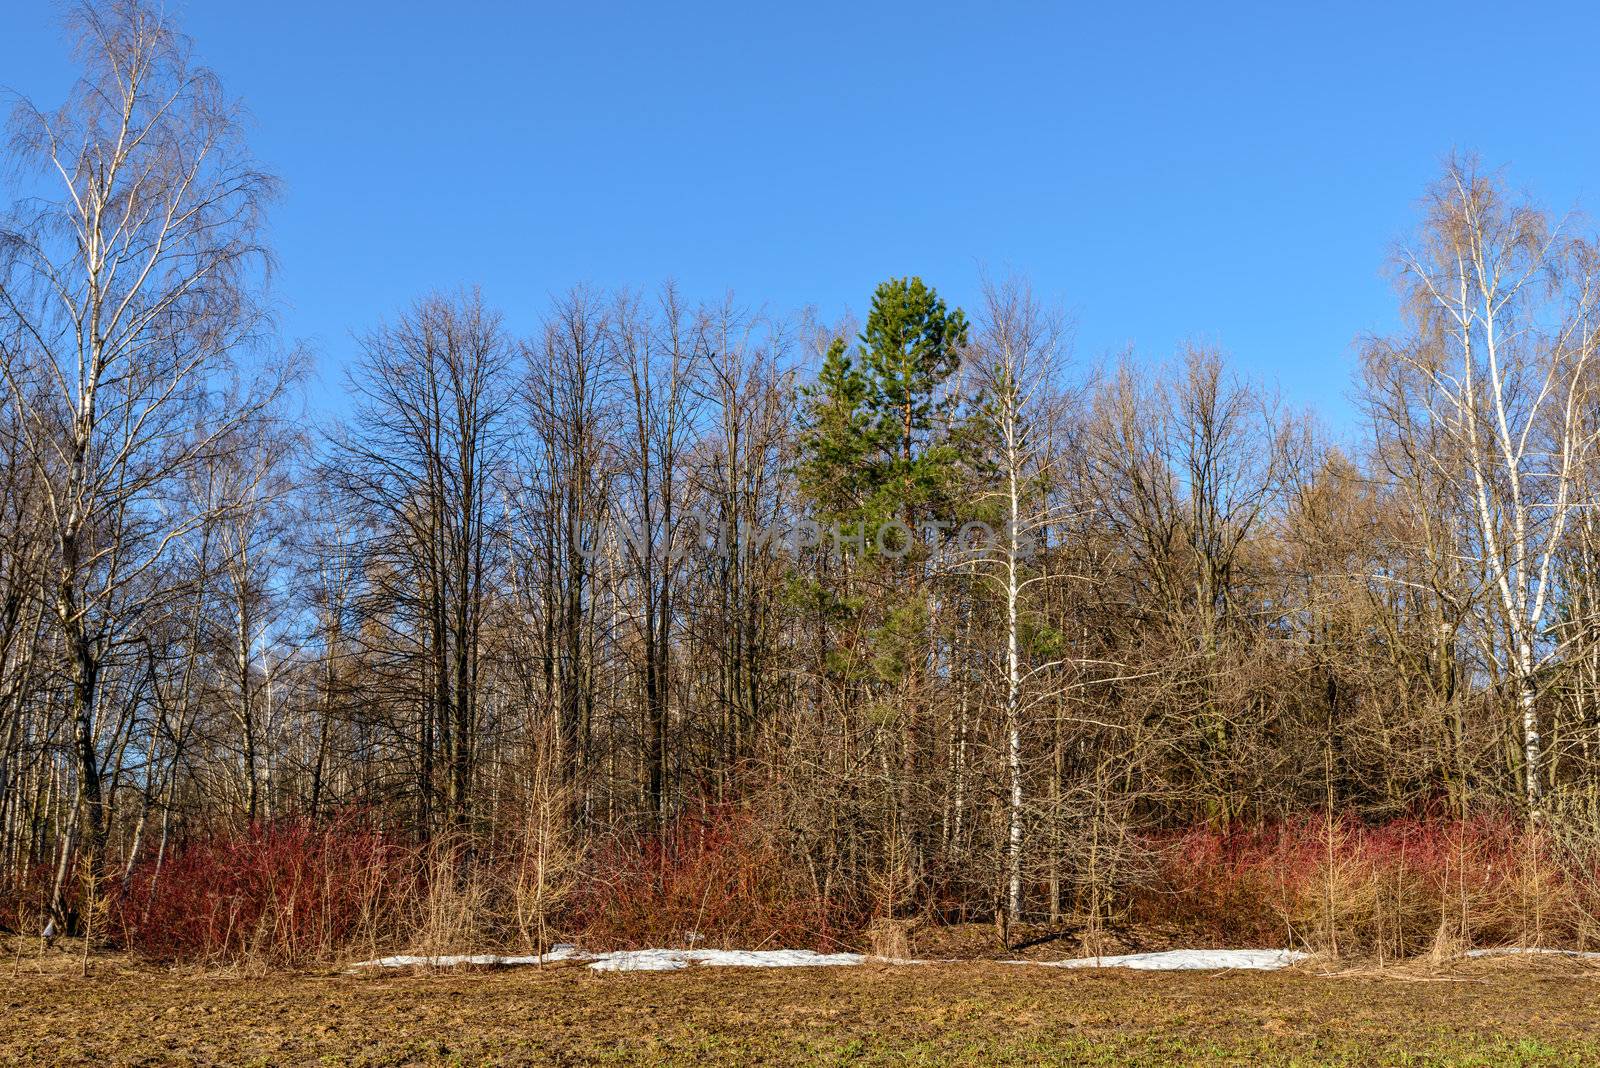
[5,948,1600,1066]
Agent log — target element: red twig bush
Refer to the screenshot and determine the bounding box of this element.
[1130,813,1600,957]
[112,817,420,967]
[570,805,848,951]
[100,808,1600,967]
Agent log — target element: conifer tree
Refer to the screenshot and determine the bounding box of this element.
[799,277,970,536]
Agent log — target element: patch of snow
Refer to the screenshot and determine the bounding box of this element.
[586,950,689,972]
[1019,949,1306,971]
[354,953,507,968]
[353,945,1309,973]
[352,946,866,971]
[1463,947,1600,961]
[585,948,865,972]
[352,945,584,969]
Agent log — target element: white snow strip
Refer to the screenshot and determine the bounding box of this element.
[585,950,689,972]
[353,945,1308,972]
[351,946,866,971]
[1017,949,1307,971]
[585,949,866,972]
[353,945,584,969]
[1463,947,1600,961]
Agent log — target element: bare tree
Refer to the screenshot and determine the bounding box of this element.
[519,287,615,829]
[964,276,1077,924]
[333,290,511,836]
[205,419,302,822]
[692,296,792,772]
[0,0,288,895]
[1380,158,1600,811]
[612,285,699,826]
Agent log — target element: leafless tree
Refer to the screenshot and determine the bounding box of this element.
[1377,157,1600,811]
[332,291,511,836]
[0,0,290,897]
[612,285,699,825]
[963,276,1077,923]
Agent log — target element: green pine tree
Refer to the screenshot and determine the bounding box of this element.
[798,276,971,542]
[797,336,874,523]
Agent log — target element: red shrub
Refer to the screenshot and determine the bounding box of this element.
[0,862,54,935]
[102,807,1600,966]
[1128,812,1600,955]
[111,817,419,966]
[571,806,847,951]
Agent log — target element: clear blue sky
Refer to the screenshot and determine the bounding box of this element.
[9,1,1600,439]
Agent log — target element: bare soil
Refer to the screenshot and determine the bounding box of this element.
[5,944,1600,1065]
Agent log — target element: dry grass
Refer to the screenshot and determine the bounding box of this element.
[6,942,1600,1065]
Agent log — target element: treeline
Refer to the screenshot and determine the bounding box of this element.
[6,2,1600,943]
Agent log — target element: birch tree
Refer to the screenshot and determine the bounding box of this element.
[965,277,1076,925]
[1383,158,1600,811]
[0,0,287,890]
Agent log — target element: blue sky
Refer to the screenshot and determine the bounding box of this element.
[9,1,1600,440]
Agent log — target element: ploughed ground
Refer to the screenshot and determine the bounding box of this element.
[6,939,1600,1066]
